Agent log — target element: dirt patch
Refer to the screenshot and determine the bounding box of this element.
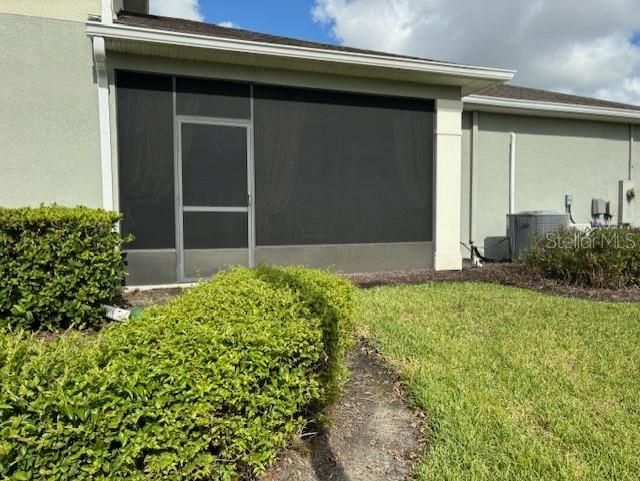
[262,342,425,481]
[116,287,186,309]
[347,262,640,302]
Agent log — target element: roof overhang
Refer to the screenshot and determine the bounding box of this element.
[86,20,515,95]
[464,94,640,124]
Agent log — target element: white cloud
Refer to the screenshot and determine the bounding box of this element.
[218,21,240,29]
[312,0,640,105]
[149,0,203,21]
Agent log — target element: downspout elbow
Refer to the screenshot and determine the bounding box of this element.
[92,36,107,81]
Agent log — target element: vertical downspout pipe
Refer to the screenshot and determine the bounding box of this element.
[469,112,479,245]
[101,0,113,24]
[509,132,516,215]
[92,36,114,211]
[630,124,634,181]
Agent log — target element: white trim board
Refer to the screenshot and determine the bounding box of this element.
[464,95,640,124]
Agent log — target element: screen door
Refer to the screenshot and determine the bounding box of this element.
[177,119,252,280]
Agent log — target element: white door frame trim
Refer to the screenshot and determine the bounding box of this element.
[175,117,254,282]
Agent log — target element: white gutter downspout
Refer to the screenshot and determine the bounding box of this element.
[630,124,635,181]
[470,112,479,244]
[509,132,516,215]
[101,0,113,24]
[92,36,114,210]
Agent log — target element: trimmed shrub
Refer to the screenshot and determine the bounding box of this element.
[0,266,356,481]
[524,227,640,288]
[0,205,128,331]
[253,265,356,403]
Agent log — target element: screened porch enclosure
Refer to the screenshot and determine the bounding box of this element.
[116,71,435,284]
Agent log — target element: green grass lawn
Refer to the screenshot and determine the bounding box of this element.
[357,283,640,481]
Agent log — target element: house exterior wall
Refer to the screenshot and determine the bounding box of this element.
[0,13,102,208]
[2,4,637,282]
[107,53,455,284]
[0,0,100,21]
[461,111,634,258]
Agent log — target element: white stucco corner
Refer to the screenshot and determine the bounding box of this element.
[433,98,463,271]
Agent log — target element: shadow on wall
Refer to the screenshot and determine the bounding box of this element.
[484,236,510,260]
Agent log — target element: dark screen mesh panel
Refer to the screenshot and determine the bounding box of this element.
[254,85,434,246]
[181,124,247,207]
[183,212,248,249]
[116,71,175,249]
[123,0,147,14]
[176,77,250,119]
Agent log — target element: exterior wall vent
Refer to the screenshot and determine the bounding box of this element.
[508,211,569,259]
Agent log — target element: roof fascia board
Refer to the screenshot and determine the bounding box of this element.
[86,21,515,83]
[464,94,640,123]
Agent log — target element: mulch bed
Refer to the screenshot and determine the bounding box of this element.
[118,262,640,309]
[347,262,640,302]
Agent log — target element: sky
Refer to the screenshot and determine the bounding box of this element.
[149,0,640,105]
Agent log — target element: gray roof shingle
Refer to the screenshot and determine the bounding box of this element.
[115,12,441,63]
[473,84,640,112]
[113,12,640,113]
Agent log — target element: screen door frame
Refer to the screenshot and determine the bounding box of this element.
[174,115,255,282]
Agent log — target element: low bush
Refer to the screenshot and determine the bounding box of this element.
[253,265,356,403]
[524,227,640,288]
[0,205,128,331]
[0,266,356,481]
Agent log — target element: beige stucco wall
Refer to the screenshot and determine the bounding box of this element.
[462,112,634,258]
[0,13,102,208]
[0,0,100,21]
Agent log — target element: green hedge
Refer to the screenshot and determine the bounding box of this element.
[0,266,356,481]
[0,205,128,331]
[524,227,640,288]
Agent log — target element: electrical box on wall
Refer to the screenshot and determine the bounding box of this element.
[618,180,635,225]
[605,201,614,220]
[591,198,607,217]
[564,193,573,211]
